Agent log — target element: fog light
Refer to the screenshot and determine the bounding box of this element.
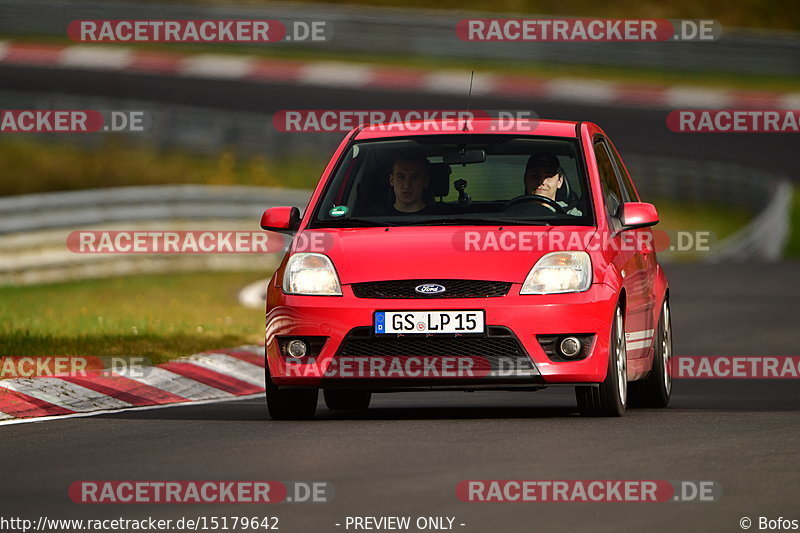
[286,339,308,358]
[559,337,582,358]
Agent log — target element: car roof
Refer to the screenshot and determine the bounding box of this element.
[354,118,582,140]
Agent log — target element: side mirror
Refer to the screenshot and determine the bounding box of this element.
[618,202,659,229]
[261,206,301,233]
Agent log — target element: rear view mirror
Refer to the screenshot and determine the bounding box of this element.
[442,149,486,165]
[618,202,659,229]
[261,206,301,233]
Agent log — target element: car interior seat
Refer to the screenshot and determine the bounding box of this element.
[555,168,580,209]
[426,162,451,203]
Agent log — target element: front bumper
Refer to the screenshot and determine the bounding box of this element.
[266,282,618,388]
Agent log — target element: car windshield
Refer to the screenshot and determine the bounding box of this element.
[311,135,594,228]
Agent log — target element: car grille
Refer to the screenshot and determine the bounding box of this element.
[336,327,536,373]
[351,279,511,299]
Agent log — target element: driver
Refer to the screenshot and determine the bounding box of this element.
[523,154,582,216]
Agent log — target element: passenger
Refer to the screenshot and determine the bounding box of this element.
[388,157,434,214]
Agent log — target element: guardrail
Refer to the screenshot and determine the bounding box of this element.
[0,184,311,234]
[0,0,798,76]
[0,185,311,285]
[704,181,792,261]
[624,155,791,262]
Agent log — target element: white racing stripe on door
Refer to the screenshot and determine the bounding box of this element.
[626,339,654,351]
[625,329,655,341]
[625,329,655,352]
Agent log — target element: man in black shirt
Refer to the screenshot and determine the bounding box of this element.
[388,157,432,214]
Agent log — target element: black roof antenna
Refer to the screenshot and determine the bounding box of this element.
[462,71,474,132]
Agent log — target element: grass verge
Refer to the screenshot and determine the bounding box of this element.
[0,138,327,196]
[652,200,753,261]
[0,271,268,363]
[654,201,751,240]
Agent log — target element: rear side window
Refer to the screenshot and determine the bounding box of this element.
[593,140,623,217]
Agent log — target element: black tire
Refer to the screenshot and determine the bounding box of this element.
[629,300,672,408]
[265,368,318,420]
[575,305,627,417]
[323,389,372,411]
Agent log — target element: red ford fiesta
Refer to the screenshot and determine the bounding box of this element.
[260,118,671,419]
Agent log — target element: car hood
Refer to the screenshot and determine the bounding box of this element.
[298,226,597,284]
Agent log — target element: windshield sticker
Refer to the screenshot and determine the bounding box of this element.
[329,205,349,217]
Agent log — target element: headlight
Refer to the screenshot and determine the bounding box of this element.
[282,253,342,296]
[520,251,592,294]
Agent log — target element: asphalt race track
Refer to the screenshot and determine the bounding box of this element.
[2,65,799,532]
[3,264,800,532]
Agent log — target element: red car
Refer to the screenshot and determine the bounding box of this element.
[261,118,671,419]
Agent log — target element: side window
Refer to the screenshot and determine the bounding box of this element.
[607,141,639,202]
[593,140,623,218]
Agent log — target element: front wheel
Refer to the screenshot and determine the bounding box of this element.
[265,368,318,420]
[629,299,672,408]
[575,305,627,417]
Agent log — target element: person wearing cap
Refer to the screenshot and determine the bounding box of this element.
[523,154,582,216]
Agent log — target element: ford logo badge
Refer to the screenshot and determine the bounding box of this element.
[415,283,446,295]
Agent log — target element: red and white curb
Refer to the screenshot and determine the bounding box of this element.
[0,346,266,425]
[1,40,798,110]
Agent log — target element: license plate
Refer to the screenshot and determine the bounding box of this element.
[374,311,485,334]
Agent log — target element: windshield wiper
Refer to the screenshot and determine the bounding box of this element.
[313,218,400,228]
[407,217,551,227]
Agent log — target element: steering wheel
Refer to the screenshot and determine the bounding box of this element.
[505,194,567,214]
